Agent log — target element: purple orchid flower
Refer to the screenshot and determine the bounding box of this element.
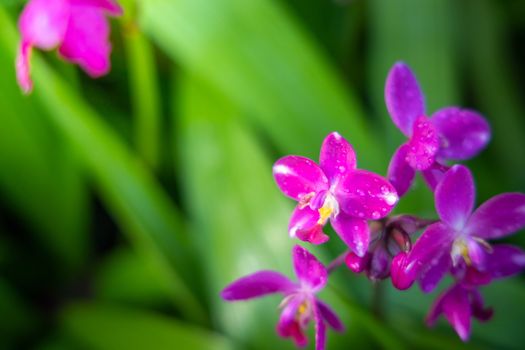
[273,132,399,257]
[346,215,434,281]
[385,62,491,196]
[16,0,123,93]
[426,243,525,341]
[426,282,493,342]
[221,245,344,350]
[390,164,525,292]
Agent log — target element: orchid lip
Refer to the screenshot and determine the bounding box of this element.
[317,193,340,225]
[451,236,492,267]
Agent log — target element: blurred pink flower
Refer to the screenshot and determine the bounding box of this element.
[16,0,123,93]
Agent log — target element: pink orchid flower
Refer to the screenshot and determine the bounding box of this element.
[16,0,123,93]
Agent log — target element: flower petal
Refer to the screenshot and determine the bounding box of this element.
[387,144,416,197]
[277,297,308,348]
[293,245,327,291]
[15,42,33,94]
[316,300,344,332]
[314,303,326,350]
[331,214,370,257]
[335,170,398,220]
[58,5,112,77]
[421,162,450,191]
[406,116,439,170]
[70,0,123,15]
[319,132,357,184]
[18,0,70,49]
[273,156,328,201]
[385,62,426,136]
[391,223,454,290]
[431,107,491,161]
[435,165,475,230]
[345,252,370,273]
[466,193,525,239]
[470,289,493,322]
[418,252,451,293]
[484,244,525,279]
[441,285,472,341]
[426,284,472,341]
[289,205,329,244]
[221,271,296,301]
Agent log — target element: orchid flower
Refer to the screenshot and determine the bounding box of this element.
[426,244,525,341]
[390,164,525,292]
[385,62,491,196]
[273,132,398,257]
[221,245,344,350]
[16,0,123,93]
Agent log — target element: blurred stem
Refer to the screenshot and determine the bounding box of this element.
[124,15,161,170]
[371,281,384,320]
[327,250,348,274]
[329,284,405,350]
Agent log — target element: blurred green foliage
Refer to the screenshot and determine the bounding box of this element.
[0,0,524,349]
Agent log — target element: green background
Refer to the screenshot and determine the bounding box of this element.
[0,0,524,349]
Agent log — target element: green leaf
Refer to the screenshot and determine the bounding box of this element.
[0,15,88,273]
[123,10,162,170]
[61,303,234,350]
[462,0,525,193]
[176,73,296,349]
[139,0,384,170]
[0,278,39,346]
[94,247,173,308]
[0,9,206,324]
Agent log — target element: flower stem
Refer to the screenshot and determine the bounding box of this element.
[327,250,348,274]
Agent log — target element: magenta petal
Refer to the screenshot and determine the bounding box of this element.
[16,42,33,94]
[484,244,525,279]
[277,297,308,348]
[221,271,296,301]
[466,239,487,270]
[70,0,123,15]
[426,284,472,341]
[273,156,328,201]
[385,62,426,136]
[18,0,70,49]
[418,252,450,293]
[58,6,112,77]
[336,170,398,220]
[331,214,370,257]
[470,289,493,322]
[289,205,329,244]
[316,300,344,332]
[442,285,472,341]
[421,162,450,191]
[431,107,491,161]
[345,252,370,273]
[435,165,475,230]
[293,245,327,291]
[319,132,357,184]
[392,223,454,290]
[406,116,439,170]
[390,252,413,290]
[314,303,326,350]
[387,144,416,197]
[466,193,525,239]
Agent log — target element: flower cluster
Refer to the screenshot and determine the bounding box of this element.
[222,62,525,348]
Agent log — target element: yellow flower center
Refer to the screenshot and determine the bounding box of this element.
[317,194,339,225]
